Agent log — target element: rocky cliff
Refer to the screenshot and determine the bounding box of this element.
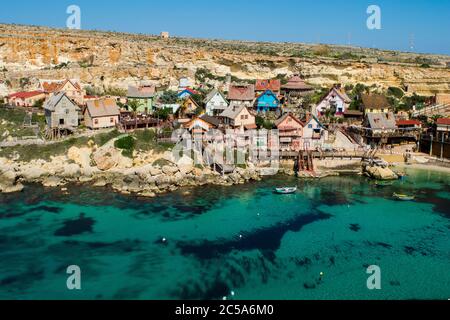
[1,24,449,96]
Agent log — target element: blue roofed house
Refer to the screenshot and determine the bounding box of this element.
[255,90,280,112]
[178,88,198,100]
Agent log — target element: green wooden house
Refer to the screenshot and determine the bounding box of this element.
[127,85,156,114]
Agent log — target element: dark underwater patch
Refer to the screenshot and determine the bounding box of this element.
[303,281,316,289]
[364,241,393,249]
[173,204,210,215]
[404,246,417,255]
[319,190,350,206]
[329,256,336,266]
[54,213,95,237]
[171,276,230,300]
[0,268,45,289]
[412,187,450,219]
[0,210,26,218]
[390,280,401,287]
[349,224,361,232]
[176,211,332,259]
[29,205,62,214]
[49,239,143,257]
[294,257,312,267]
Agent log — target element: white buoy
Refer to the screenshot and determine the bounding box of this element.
[230,291,235,296]
[162,237,167,242]
[222,296,227,301]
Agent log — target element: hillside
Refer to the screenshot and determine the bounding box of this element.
[1,24,450,96]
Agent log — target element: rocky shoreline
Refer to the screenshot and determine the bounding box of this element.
[0,143,265,196]
[0,140,368,196]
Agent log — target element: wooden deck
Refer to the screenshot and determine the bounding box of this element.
[120,117,161,131]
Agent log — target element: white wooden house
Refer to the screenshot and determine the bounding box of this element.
[315,87,351,117]
[43,92,80,129]
[204,89,229,116]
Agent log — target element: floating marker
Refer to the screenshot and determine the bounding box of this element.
[230,291,235,296]
[222,296,227,301]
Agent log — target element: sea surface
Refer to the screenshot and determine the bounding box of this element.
[0,168,449,300]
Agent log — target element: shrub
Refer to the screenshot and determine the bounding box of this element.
[256,116,274,129]
[153,158,172,167]
[313,45,331,57]
[135,129,156,143]
[387,87,404,99]
[114,135,135,158]
[104,87,127,96]
[33,98,45,108]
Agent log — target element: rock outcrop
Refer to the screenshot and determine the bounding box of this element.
[364,165,398,180]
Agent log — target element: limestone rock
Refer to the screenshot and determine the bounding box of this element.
[0,182,24,193]
[365,166,398,180]
[93,147,132,171]
[68,146,92,168]
[177,155,194,175]
[162,165,179,176]
[42,176,64,187]
[21,166,47,180]
[62,163,81,178]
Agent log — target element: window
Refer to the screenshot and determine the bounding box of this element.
[308,124,313,129]
[110,117,114,123]
[59,119,65,125]
[65,109,70,114]
[94,119,99,125]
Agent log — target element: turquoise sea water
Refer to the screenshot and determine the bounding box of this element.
[0,168,449,300]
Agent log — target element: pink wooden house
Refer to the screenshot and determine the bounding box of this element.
[275,113,304,151]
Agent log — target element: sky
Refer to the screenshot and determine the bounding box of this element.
[0,0,449,55]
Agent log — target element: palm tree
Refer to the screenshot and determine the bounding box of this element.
[128,99,142,116]
[127,99,143,129]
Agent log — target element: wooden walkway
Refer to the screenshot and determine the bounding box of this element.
[280,150,369,160]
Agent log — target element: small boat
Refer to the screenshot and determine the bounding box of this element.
[375,181,394,187]
[275,187,297,194]
[393,193,415,201]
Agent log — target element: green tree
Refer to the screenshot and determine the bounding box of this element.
[33,98,45,109]
[159,90,179,104]
[19,77,30,89]
[154,108,170,121]
[190,93,204,109]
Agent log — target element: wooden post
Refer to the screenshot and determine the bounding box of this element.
[441,134,444,159]
[429,135,433,156]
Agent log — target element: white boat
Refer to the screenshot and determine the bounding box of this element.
[275,187,297,194]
